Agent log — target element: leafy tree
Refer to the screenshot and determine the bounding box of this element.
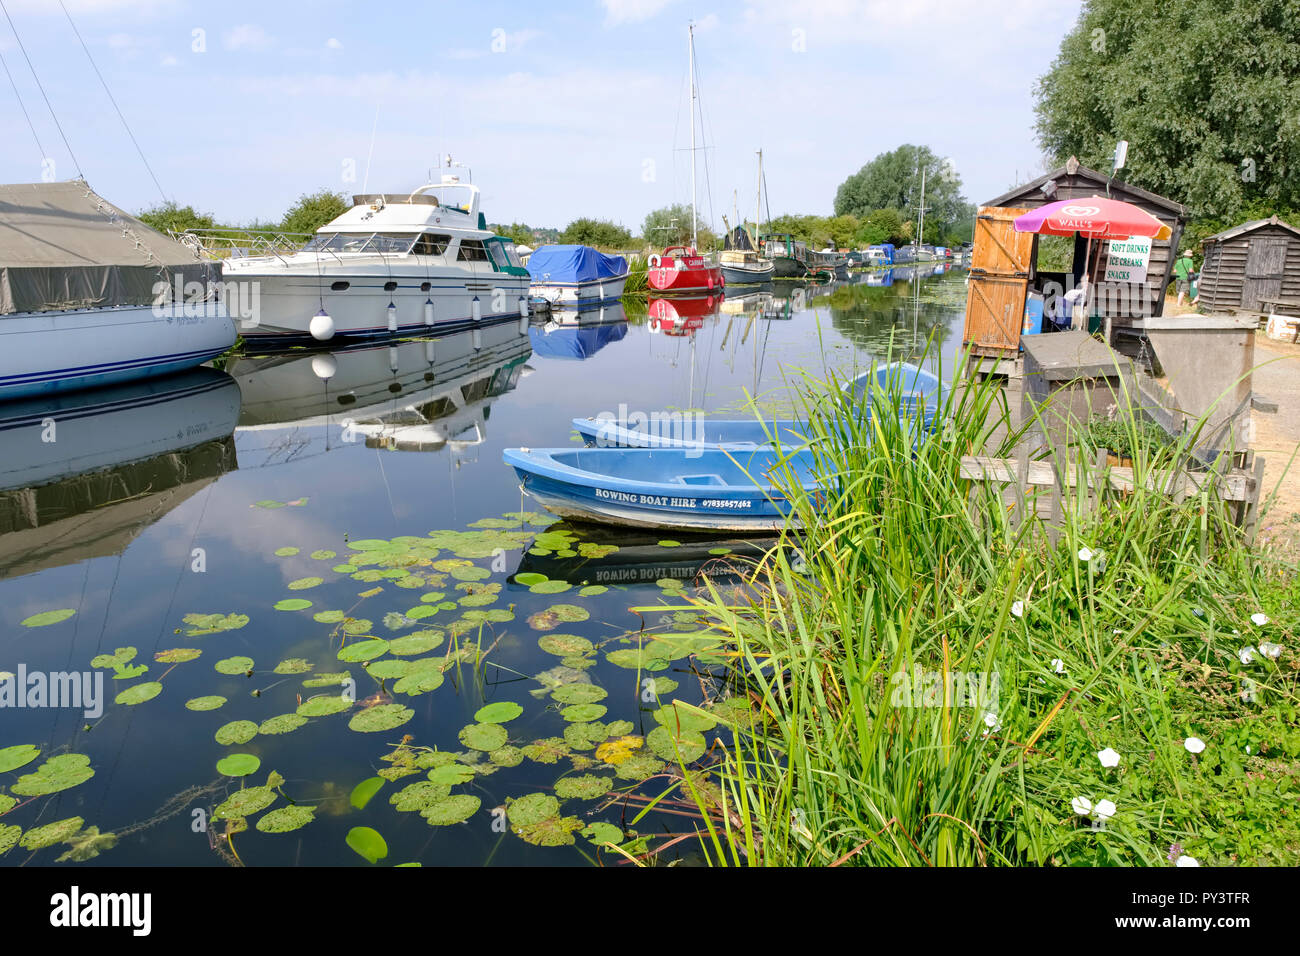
[138,201,216,235]
[854,208,906,246]
[1034,0,1300,219]
[489,222,538,246]
[280,189,349,235]
[558,218,633,248]
[834,145,969,235]
[641,203,710,248]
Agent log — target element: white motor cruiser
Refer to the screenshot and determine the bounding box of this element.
[221,174,531,346]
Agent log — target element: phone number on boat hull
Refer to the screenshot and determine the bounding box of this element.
[593,488,753,510]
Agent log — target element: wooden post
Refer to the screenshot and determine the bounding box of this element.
[1011,443,1029,530]
[1243,456,1266,544]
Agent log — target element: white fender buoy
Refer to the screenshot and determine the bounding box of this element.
[424,298,435,326]
[387,301,398,333]
[424,339,436,364]
[472,327,482,350]
[310,308,335,341]
[310,353,337,380]
[388,346,399,372]
[518,296,528,318]
[471,296,482,322]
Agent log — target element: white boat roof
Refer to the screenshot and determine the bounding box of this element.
[318,179,483,234]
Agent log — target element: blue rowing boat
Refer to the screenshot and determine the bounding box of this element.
[501,447,820,531]
[571,361,944,450]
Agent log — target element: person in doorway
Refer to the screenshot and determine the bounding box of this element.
[1174,249,1195,307]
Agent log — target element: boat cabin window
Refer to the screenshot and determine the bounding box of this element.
[499,242,523,268]
[456,239,490,262]
[413,233,452,256]
[304,232,375,253]
[362,233,417,255]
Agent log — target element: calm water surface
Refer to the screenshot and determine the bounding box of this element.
[0,265,967,866]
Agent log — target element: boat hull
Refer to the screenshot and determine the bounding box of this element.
[720,261,775,285]
[222,264,530,346]
[0,304,236,401]
[530,274,628,307]
[503,446,816,532]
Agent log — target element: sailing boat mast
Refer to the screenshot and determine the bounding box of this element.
[916,164,926,254]
[754,148,763,249]
[688,21,698,251]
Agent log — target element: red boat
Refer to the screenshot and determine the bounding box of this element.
[646,246,724,295]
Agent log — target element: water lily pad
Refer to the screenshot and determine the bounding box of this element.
[313,610,346,624]
[337,639,390,662]
[426,764,476,786]
[583,821,623,845]
[114,682,162,706]
[529,579,571,594]
[348,703,414,733]
[564,721,610,751]
[274,546,300,557]
[421,794,481,826]
[216,753,261,777]
[19,609,76,628]
[490,745,525,767]
[578,585,608,597]
[215,720,259,745]
[474,701,524,724]
[0,745,41,774]
[521,738,571,764]
[342,618,373,635]
[346,825,388,863]
[274,598,313,612]
[0,823,18,856]
[288,576,323,591]
[605,648,670,671]
[184,697,227,712]
[349,776,384,810]
[297,695,351,717]
[256,805,316,833]
[652,701,718,733]
[613,749,664,781]
[259,714,308,735]
[303,671,351,688]
[551,683,608,705]
[18,816,83,850]
[155,648,201,664]
[91,647,137,669]
[507,792,560,826]
[514,572,547,586]
[214,787,277,820]
[331,564,358,574]
[366,660,410,680]
[215,656,255,675]
[595,735,644,766]
[391,780,452,812]
[555,773,614,800]
[459,722,508,751]
[273,658,312,675]
[515,814,584,847]
[111,663,149,680]
[538,633,593,657]
[389,630,444,655]
[393,658,445,696]
[311,550,337,560]
[646,725,707,762]
[561,703,607,722]
[182,612,249,636]
[55,825,117,863]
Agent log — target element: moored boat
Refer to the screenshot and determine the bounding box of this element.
[502,446,820,531]
[646,245,723,295]
[0,181,235,401]
[220,170,531,346]
[527,244,628,307]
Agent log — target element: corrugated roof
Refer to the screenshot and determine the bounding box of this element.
[984,157,1188,218]
[0,179,203,268]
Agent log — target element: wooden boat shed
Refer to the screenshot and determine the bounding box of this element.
[963,156,1188,359]
[1196,215,1300,316]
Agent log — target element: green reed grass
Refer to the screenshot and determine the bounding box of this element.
[676,345,1299,866]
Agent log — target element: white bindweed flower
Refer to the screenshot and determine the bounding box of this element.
[1184,736,1206,754]
[1097,747,1121,768]
[1245,745,1253,754]
[1259,642,1283,660]
[1078,546,1095,562]
[1251,612,1269,626]
[1071,796,1092,816]
[1175,854,1200,867]
[1238,646,1257,665]
[1093,799,1116,821]
[1011,600,1024,618]
[1052,658,1066,674]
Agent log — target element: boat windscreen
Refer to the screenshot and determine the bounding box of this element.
[362,234,418,255]
[304,233,375,253]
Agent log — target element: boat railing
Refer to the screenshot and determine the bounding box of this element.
[171,227,315,263]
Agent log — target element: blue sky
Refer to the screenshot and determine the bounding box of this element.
[0,0,1084,232]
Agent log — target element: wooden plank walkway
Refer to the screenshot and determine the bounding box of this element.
[959,455,1255,501]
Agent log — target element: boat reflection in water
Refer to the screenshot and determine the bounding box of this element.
[228,317,532,461]
[0,367,241,579]
[647,293,723,337]
[510,522,783,589]
[529,301,628,361]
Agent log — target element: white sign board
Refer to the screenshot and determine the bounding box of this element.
[1104,235,1152,284]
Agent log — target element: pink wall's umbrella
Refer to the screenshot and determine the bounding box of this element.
[1012,196,1171,327]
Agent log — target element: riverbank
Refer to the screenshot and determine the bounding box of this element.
[678,355,1299,866]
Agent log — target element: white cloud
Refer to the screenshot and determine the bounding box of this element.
[601,0,679,26]
[326,37,343,50]
[160,53,178,67]
[223,24,272,52]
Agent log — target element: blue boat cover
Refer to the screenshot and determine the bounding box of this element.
[529,322,628,360]
[527,245,628,283]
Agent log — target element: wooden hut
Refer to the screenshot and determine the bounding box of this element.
[963,156,1188,359]
[1197,216,1300,316]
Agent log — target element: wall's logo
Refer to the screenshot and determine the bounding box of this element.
[1060,204,1099,217]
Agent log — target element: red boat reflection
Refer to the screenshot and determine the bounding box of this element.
[647,293,723,336]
